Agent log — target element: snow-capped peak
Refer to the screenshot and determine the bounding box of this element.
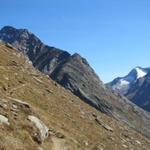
[135,67,147,79]
[107,66,150,95]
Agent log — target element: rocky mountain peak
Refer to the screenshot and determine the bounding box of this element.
[125,69,150,112]
[0,26,31,40]
[0,26,42,56]
[1,25,17,32]
[127,66,148,81]
[1,25,30,35]
[107,66,150,95]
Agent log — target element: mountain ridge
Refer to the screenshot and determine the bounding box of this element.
[1,26,150,139]
[107,66,150,112]
[107,66,150,95]
[0,41,150,150]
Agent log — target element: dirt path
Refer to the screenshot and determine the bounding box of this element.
[51,137,66,150]
[7,84,27,95]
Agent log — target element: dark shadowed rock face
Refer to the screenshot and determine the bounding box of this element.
[0,26,71,73]
[107,65,150,112]
[0,26,112,115]
[1,26,150,138]
[126,72,150,112]
[50,53,112,114]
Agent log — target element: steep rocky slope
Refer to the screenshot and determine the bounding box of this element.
[0,26,107,114]
[1,26,150,139]
[0,42,150,149]
[126,72,150,112]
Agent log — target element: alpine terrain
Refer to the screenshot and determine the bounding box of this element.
[0,39,150,149]
[107,67,150,112]
[0,26,150,140]
[107,66,150,95]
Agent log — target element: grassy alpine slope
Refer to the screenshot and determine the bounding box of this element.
[0,43,150,150]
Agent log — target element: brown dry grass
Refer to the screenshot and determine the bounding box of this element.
[0,43,150,150]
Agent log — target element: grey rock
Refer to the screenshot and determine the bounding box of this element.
[0,114,10,125]
[95,117,113,132]
[28,115,49,142]
[10,97,30,108]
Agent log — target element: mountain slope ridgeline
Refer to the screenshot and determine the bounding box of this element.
[0,26,150,139]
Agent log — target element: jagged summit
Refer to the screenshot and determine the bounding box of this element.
[127,66,149,80]
[0,26,32,40]
[1,25,32,35]
[126,69,150,112]
[107,66,150,112]
[1,25,17,31]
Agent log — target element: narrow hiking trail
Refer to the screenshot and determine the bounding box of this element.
[51,137,67,150]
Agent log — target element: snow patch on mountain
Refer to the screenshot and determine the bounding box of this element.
[119,79,129,86]
[135,67,147,79]
[111,79,130,95]
[107,66,150,95]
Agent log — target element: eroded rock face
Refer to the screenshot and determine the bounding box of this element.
[50,53,111,115]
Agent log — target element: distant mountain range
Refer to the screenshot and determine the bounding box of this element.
[107,66,150,112]
[0,26,150,138]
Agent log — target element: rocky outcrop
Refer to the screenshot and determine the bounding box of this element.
[0,97,50,145]
[0,115,9,125]
[28,115,49,142]
[94,115,113,132]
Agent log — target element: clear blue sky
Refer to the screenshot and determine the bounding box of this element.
[0,0,150,82]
